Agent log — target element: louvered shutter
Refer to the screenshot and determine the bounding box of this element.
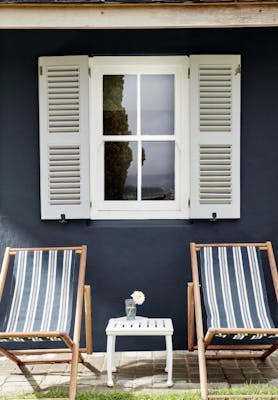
[39,56,90,219]
[189,55,241,219]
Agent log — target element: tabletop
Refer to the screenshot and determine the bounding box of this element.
[106,317,173,336]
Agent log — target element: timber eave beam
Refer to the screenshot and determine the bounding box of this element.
[1,2,278,29]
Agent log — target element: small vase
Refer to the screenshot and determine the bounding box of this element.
[125,299,136,320]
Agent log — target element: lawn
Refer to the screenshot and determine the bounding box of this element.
[2,386,278,400]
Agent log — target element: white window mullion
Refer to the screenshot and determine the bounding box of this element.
[102,135,175,142]
[137,74,142,202]
[103,136,139,142]
[136,135,175,141]
[138,142,142,202]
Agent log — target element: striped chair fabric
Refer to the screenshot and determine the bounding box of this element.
[200,246,276,339]
[0,250,78,334]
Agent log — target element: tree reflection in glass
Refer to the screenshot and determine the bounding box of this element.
[103,75,137,200]
[103,75,137,135]
[105,142,137,200]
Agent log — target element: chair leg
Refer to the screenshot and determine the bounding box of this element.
[188,282,195,351]
[84,285,93,354]
[198,338,208,400]
[260,340,278,360]
[0,346,23,366]
[69,343,80,400]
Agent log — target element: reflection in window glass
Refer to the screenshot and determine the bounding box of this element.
[142,142,175,200]
[105,142,137,200]
[141,75,174,135]
[103,75,137,135]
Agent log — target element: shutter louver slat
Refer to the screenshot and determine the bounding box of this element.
[190,55,240,219]
[47,66,80,134]
[199,64,233,133]
[48,146,81,205]
[199,145,232,205]
[39,56,90,219]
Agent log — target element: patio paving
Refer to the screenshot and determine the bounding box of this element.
[0,350,277,397]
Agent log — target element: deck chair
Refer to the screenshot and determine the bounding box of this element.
[0,246,92,400]
[188,242,278,400]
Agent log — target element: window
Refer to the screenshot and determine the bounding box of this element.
[39,54,240,220]
[90,57,188,219]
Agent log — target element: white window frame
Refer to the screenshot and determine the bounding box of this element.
[89,56,189,220]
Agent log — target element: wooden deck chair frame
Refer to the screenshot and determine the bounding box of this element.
[188,242,278,400]
[0,245,93,400]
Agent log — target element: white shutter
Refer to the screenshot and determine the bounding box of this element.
[39,56,90,220]
[189,55,241,219]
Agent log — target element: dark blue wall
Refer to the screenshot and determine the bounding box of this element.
[0,28,278,351]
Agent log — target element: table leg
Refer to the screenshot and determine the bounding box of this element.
[112,335,117,372]
[107,335,114,387]
[165,335,173,387]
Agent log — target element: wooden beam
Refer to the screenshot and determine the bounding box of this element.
[84,284,93,355]
[187,282,195,351]
[1,3,278,29]
[208,328,278,335]
[9,348,86,355]
[206,353,264,359]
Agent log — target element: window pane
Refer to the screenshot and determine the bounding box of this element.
[103,75,137,135]
[141,75,174,135]
[105,142,137,200]
[142,142,175,200]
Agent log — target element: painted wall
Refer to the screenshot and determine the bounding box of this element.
[0,28,277,351]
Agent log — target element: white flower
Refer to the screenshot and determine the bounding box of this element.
[131,290,145,305]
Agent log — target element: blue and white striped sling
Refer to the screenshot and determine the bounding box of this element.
[0,250,78,336]
[199,246,277,339]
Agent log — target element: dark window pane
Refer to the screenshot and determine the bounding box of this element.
[142,142,175,200]
[103,75,137,135]
[141,75,174,135]
[105,142,137,200]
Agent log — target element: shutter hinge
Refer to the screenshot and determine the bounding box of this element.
[188,67,190,79]
[235,64,241,75]
[90,201,92,208]
[188,198,191,208]
[39,66,43,76]
[88,67,91,77]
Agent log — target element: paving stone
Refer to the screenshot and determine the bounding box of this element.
[228,379,249,385]
[173,380,197,389]
[40,375,65,386]
[133,376,153,389]
[122,351,138,359]
[114,379,134,388]
[209,382,229,389]
[1,386,24,395]
[0,351,277,395]
[268,379,278,386]
[138,351,153,359]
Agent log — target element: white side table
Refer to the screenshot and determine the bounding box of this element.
[105,316,174,387]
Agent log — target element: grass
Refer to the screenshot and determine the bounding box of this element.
[2,386,278,400]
